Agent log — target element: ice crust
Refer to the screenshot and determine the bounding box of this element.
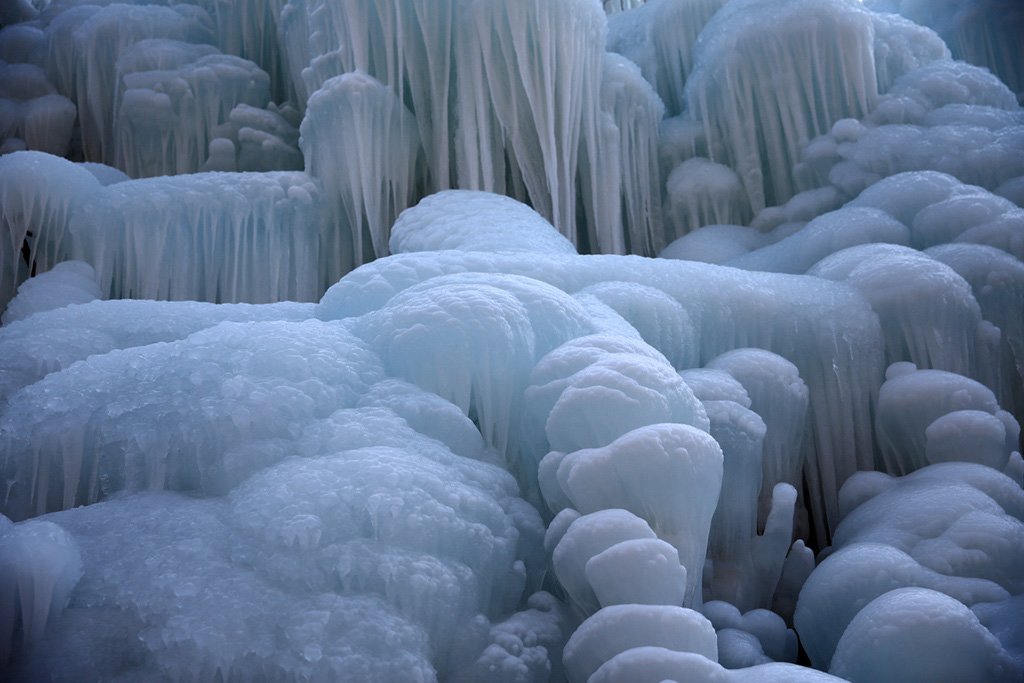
[2,0,1024,680]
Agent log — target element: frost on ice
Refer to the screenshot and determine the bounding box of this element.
[2,0,1024,680]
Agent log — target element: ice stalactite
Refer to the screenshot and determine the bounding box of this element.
[685,0,879,212]
[581,53,665,256]
[281,0,457,191]
[70,172,324,304]
[0,152,100,314]
[454,0,605,243]
[66,4,214,165]
[300,72,421,278]
[607,0,729,117]
[113,40,271,177]
[663,158,752,240]
[213,0,291,101]
[0,518,82,668]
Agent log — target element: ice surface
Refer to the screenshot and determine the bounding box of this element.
[1,260,99,325]
[551,424,721,607]
[301,71,420,272]
[796,462,1024,668]
[830,587,1021,682]
[3,0,1024,679]
[389,190,577,257]
[0,518,82,667]
[562,604,717,683]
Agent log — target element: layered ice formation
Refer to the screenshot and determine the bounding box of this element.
[2,0,1024,680]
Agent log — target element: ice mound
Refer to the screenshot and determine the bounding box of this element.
[390,190,577,256]
[795,462,1024,669]
[200,102,303,173]
[0,320,385,519]
[865,0,1024,97]
[725,207,910,274]
[61,3,215,165]
[563,604,718,683]
[830,587,1021,682]
[875,365,1019,475]
[0,61,76,157]
[547,424,721,607]
[664,158,753,239]
[808,243,989,383]
[1,260,99,325]
[0,298,313,408]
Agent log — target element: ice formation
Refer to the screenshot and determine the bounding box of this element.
[2,0,1024,680]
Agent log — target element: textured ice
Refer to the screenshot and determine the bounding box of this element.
[3,0,1024,678]
[685,0,878,210]
[318,248,885,539]
[562,604,717,683]
[830,587,1020,682]
[70,171,325,303]
[0,260,99,325]
[0,320,385,518]
[795,462,1024,668]
[0,517,82,667]
[301,71,420,272]
[0,298,313,408]
[389,190,576,257]
[113,39,271,177]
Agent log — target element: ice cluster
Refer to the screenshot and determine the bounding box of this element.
[1,0,1023,681]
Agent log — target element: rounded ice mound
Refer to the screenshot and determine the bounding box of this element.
[1,261,101,325]
[389,190,577,256]
[808,243,984,377]
[575,281,697,369]
[830,588,1018,682]
[725,207,910,274]
[551,423,723,607]
[562,604,718,683]
[0,320,385,518]
[658,224,765,264]
[875,367,1015,475]
[796,463,1024,668]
